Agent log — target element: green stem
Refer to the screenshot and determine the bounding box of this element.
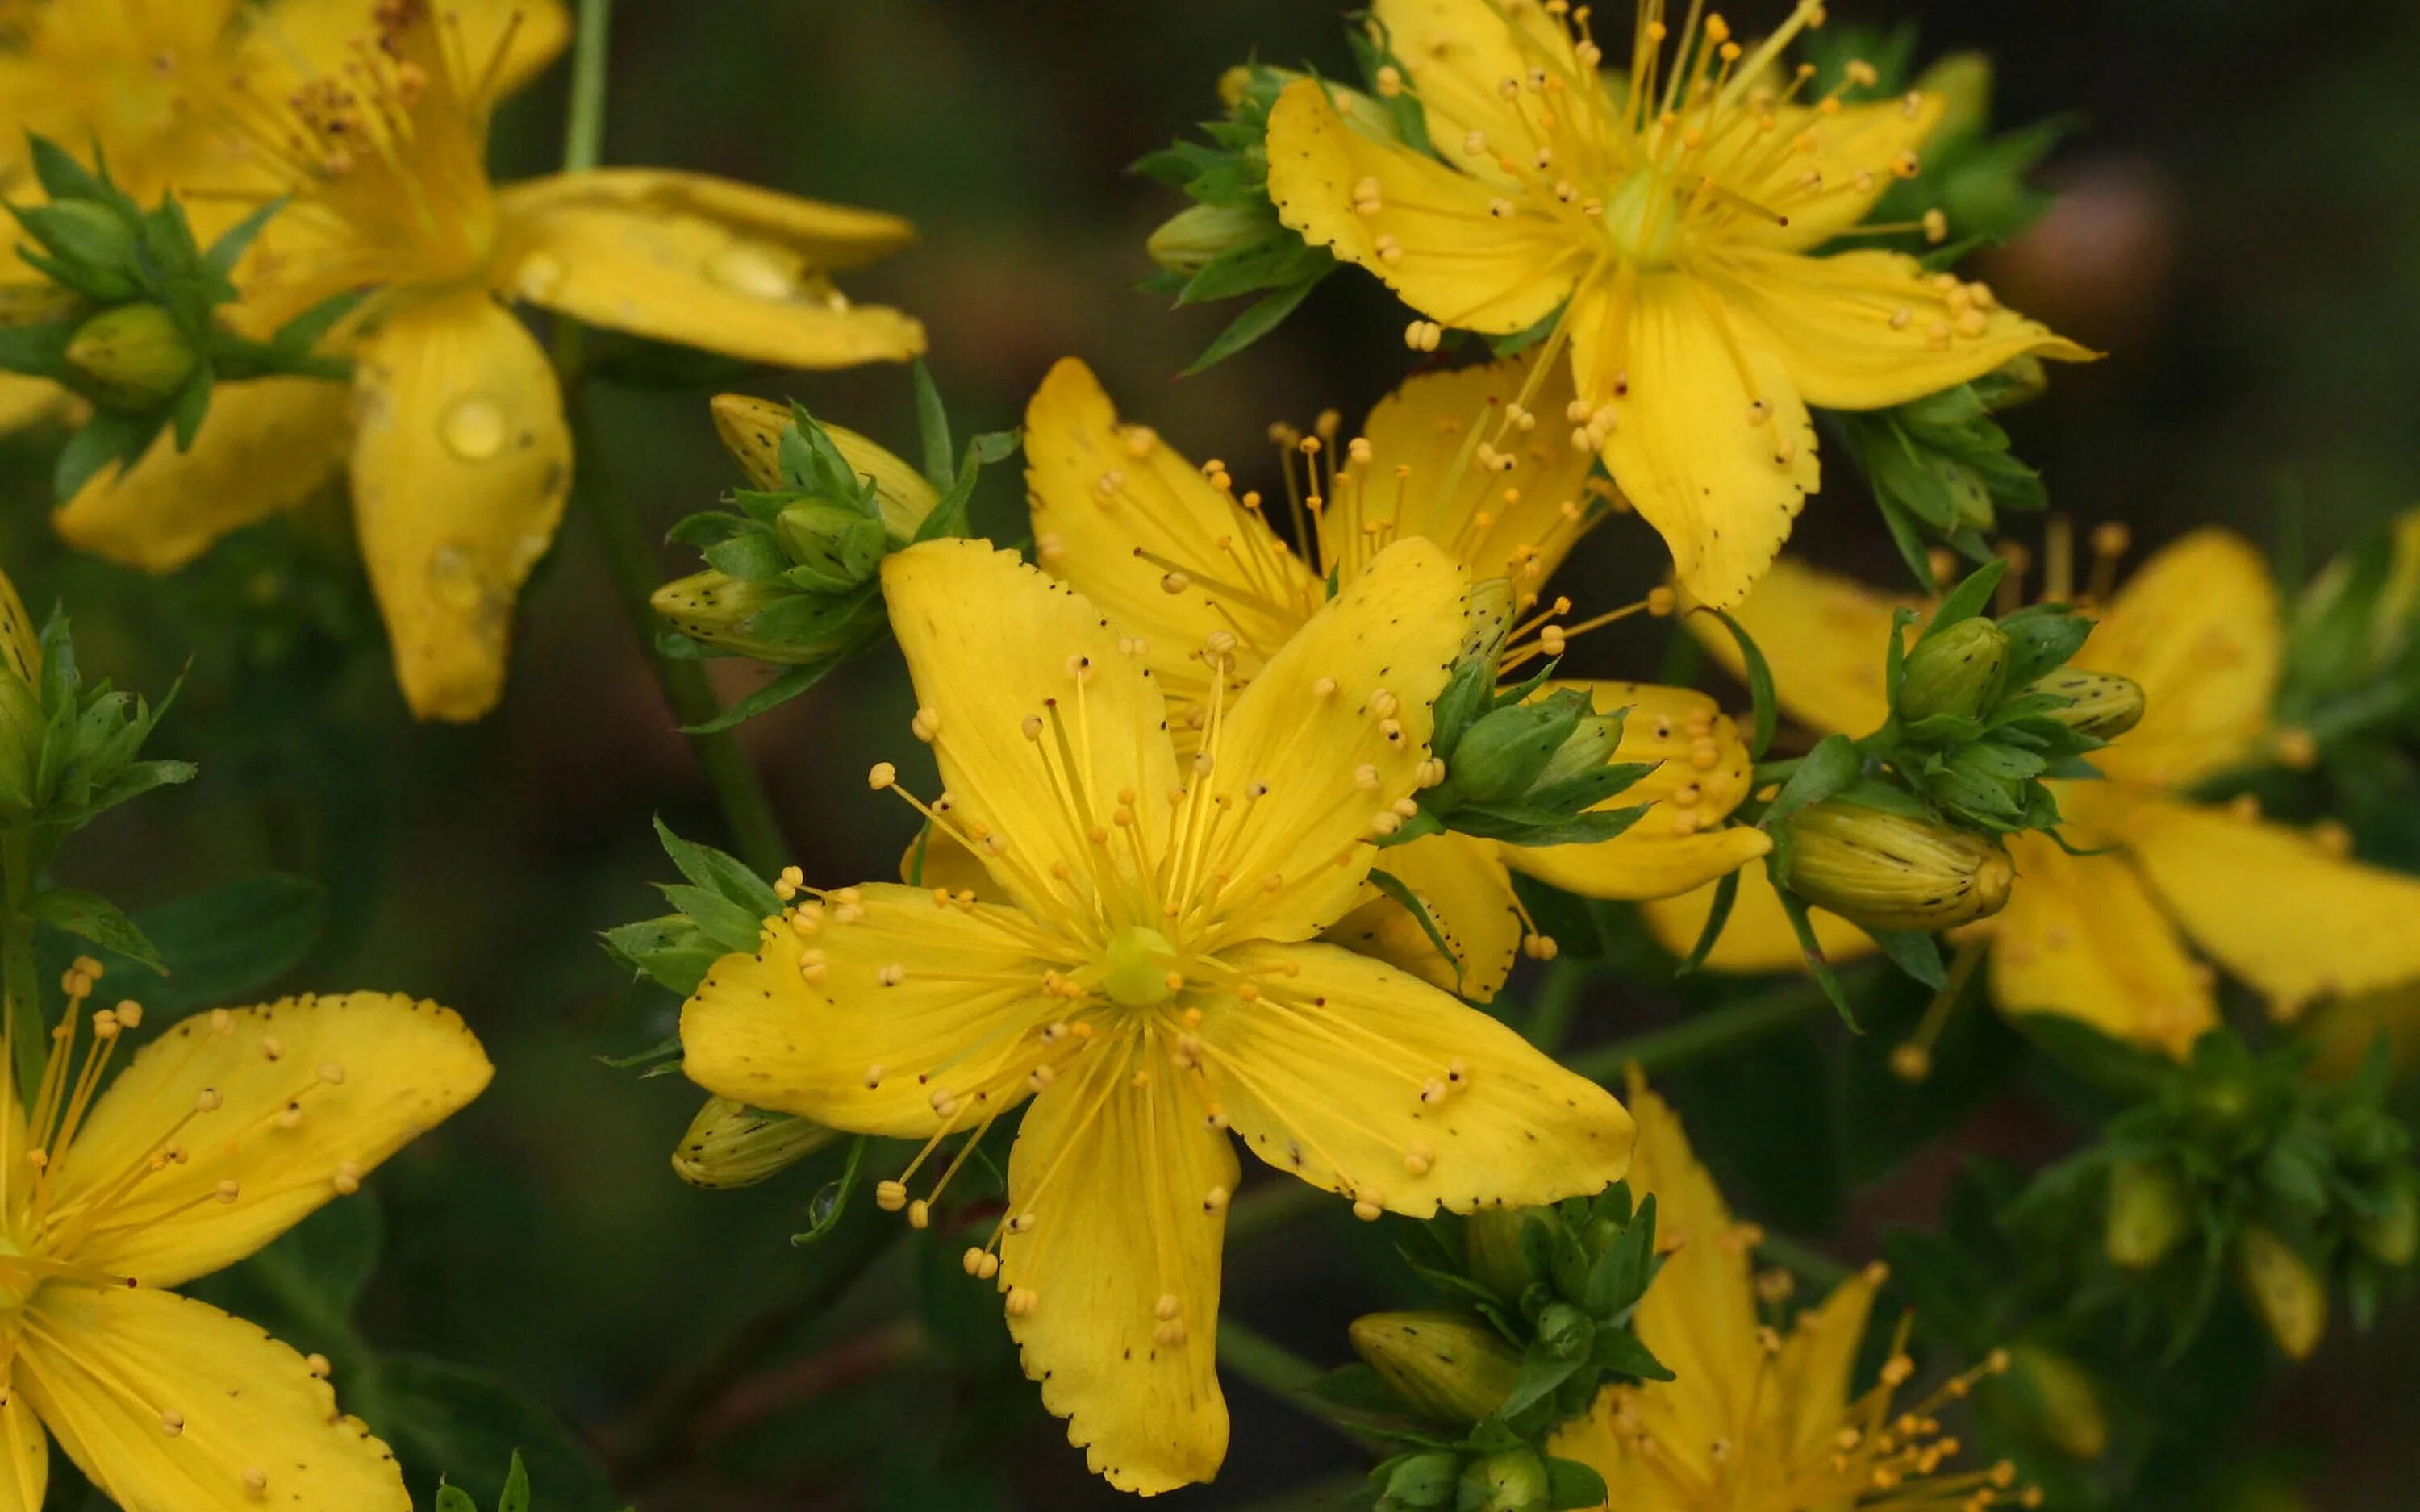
[1216,1319,1374,1448]
[561,0,612,175]
[1523,956,1593,1052]
[1567,977,1835,1084]
[3,831,48,1103]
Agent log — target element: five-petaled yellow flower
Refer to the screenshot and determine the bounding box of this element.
[679,537,1634,1494]
[50,0,926,721]
[1264,0,2089,606]
[1550,1074,2022,1510]
[1022,351,1768,1001]
[1645,530,2420,1055]
[0,964,490,1511]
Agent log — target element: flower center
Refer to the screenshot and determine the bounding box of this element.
[1600,172,1684,268]
[1100,926,1181,1008]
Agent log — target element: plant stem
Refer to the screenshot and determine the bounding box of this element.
[1567,977,1834,1084]
[1523,956,1593,1052]
[549,0,788,879]
[1216,1319,1375,1449]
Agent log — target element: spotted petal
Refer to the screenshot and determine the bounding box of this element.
[1325,830,1524,1002]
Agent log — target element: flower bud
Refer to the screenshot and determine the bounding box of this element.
[1462,1208,1533,1302]
[1935,456,1996,533]
[1899,619,2011,723]
[2236,1224,2327,1360]
[1376,1450,1461,1509]
[708,394,937,538]
[17,199,142,300]
[1780,802,2015,932]
[0,566,44,806]
[2354,1177,2418,1268]
[775,501,887,587]
[1971,354,2049,412]
[2008,1343,2109,1461]
[2103,1156,2191,1272]
[651,570,791,659]
[1145,201,1267,277]
[65,303,199,410]
[670,1096,837,1189]
[1455,1448,1550,1512]
[1348,1311,1521,1427]
[2025,670,2147,740]
[1532,1301,1592,1357]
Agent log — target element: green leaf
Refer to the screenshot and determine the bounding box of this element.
[1919,557,2008,643]
[911,360,953,489]
[1181,275,1324,376]
[377,1353,620,1512]
[1368,868,1462,993]
[1675,868,1739,975]
[650,816,782,919]
[1697,607,1778,760]
[681,657,842,735]
[1868,928,1948,989]
[499,1453,531,1512]
[1775,887,1858,1028]
[80,873,325,1012]
[1760,733,1861,831]
[1544,1456,1610,1510]
[435,1486,480,1512]
[792,1135,869,1245]
[28,886,165,972]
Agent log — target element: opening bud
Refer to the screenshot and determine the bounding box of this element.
[670,1096,837,1189]
[65,302,199,410]
[1899,618,2011,723]
[16,199,142,301]
[776,501,887,588]
[1347,1310,1521,1427]
[1780,802,2015,932]
[1145,201,1267,277]
[1455,1448,1550,1512]
[2103,1156,2191,1272]
[708,393,938,539]
[2026,670,2147,740]
[2235,1224,2327,1360]
[650,571,792,659]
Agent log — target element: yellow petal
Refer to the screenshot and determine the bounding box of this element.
[682,883,1061,1139]
[1639,859,1876,974]
[1195,539,1469,947]
[707,394,936,537]
[494,170,924,369]
[1576,269,1818,608]
[1369,0,1579,189]
[46,993,491,1289]
[1331,349,1600,594]
[1023,357,1316,727]
[2126,798,2420,1012]
[1325,830,1524,1001]
[1200,940,1632,1214]
[999,1037,1238,1494]
[2076,529,2279,789]
[880,539,1181,920]
[53,377,349,573]
[1706,245,2095,412]
[0,373,65,434]
[18,1285,405,1511]
[0,1390,42,1512]
[1715,93,1947,253]
[0,560,37,687]
[242,0,570,104]
[1684,555,1902,736]
[1266,77,1585,334]
[1499,681,1770,902]
[1988,830,2213,1057]
[1770,1263,1884,1462]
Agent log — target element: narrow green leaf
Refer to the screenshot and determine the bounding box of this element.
[681,658,841,735]
[1697,607,1777,760]
[29,886,165,973]
[1676,868,1740,976]
[1181,275,1322,376]
[1367,868,1462,993]
[911,360,953,490]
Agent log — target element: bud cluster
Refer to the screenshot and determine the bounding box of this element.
[0,136,347,498]
[0,572,193,837]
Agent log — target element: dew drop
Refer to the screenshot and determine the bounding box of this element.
[428,545,484,612]
[440,395,507,460]
[703,241,800,301]
[515,250,565,300]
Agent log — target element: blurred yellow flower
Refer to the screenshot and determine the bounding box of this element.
[1550,1074,2020,1510]
[0,965,490,1510]
[50,0,925,720]
[1263,0,2090,606]
[1023,352,1769,999]
[681,538,1634,1494]
[1646,531,2420,1055]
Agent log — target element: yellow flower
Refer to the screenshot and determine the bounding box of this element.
[1022,352,1769,1000]
[0,966,490,1510]
[0,0,570,433]
[1644,531,2420,1055]
[50,0,925,721]
[1549,1075,2019,1510]
[1262,0,2091,606]
[679,537,1634,1494]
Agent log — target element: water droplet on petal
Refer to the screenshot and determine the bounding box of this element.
[428,545,485,611]
[704,241,800,301]
[515,251,566,300]
[441,395,506,460]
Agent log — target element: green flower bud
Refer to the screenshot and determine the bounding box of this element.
[64,303,199,410]
[1455,1448,1549,1512]
[775,500,887,587]
[651,570,792,659]
[1971,354,2049,412]
[1377,1451,1461,1509]
[1528,710,1622,792]
[1532,1301,1592,1357]
[2025,670,2147,740]
[1900,619,2011,723]
[1780,802,2015,932]
[2354,1177,2418,1268]
[17,200,142,301]
[1348,1311,1521,1427]
[2008,1343,2109,1461]
[1462,1208,1533,1302]
[1145,201,1268,277]
[670,1096,837,1189]
[2236,1224,2327,1360]
[0,566,45,808]
[709,394,938,539]
[2103,1156,2191,1272]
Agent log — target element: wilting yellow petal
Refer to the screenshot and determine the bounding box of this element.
[494,170,924,369]
[2076,529,2279,789]
[46,993,490,1289]
[54,377,349,573]
[1575,269,1818,608]
[1640,859,1876,973]
[1329,350,1599,594]
[707,394,936,537]
[348,289,570,722]
[17,1285,405,1511]
[0,1389,43,1512]
[2126,798,2420,1013]
[242,0,570,105]
[1200,941,1632,1213]
[1024,357,1316,725]
[1266,78,1586,334]
[999,1039,1237,1495]
[1988,830,2213,1056]
[1684,555,1903,737]
[1195,539,1468,947]
[1500,682,1769,901]
[1325,830,1523,1002]
[1708,246,2094,412]
[682,883,1063,1140]
[881,539,1182,919]
[1713,94,1947,253]
[1369,0,1575,190]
